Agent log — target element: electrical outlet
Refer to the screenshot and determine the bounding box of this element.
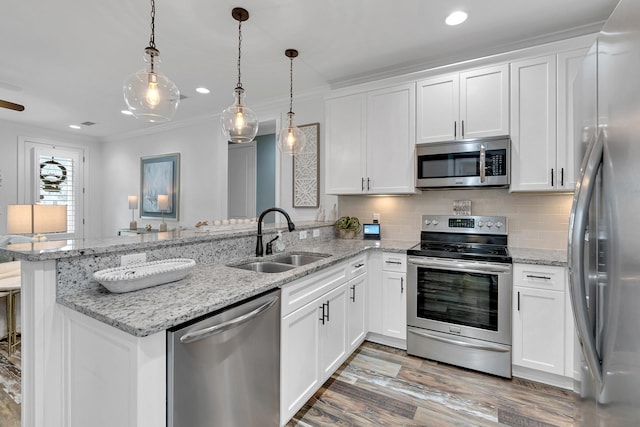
[373,213,381,222]
[313,229,320,237]
[121,253,147,266]
[299,230,308,239]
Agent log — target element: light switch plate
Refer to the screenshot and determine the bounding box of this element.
[313,229,320,237]
[299,230,308,239]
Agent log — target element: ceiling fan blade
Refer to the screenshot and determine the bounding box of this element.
[0,99,25,111]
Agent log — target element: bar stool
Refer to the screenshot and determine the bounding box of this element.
[0,261,21,357]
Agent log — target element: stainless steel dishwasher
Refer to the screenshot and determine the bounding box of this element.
[167,289,280,426]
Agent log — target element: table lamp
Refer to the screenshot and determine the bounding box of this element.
[7,204,67,241]
[157,195,168,232]
[128,196,138,230]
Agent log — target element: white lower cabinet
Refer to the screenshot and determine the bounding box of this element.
[280,256,368,425]
[381,253,407,341]
[347,270,367,352]
[512,263,574,387]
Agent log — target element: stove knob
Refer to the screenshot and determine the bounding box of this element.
[432,220,439,226]
[486,221,494,228]
[478,221,484,227]
[424,220,431,226]
[496,221,504,229]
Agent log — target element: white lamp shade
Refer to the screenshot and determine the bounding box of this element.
[128,195,138,209]
[7,204,67,234]
[157,194,169,211]
[7,205,33,234]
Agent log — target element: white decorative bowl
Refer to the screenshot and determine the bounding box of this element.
[93,258,196,293]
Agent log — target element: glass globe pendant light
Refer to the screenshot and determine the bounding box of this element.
[123,0,180,123]
[277,49,306,156]
[221,7,259,143]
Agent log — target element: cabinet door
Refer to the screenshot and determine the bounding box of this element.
[366,83,416,194]
[513,286,565,375]
[382,271,407,340]
[347,272,367,352]
[510,55,557,191]
[557,48,589,191]
[280,301,321,423]
[417,73,459,143]
[319,283,349,380]
[460,64,510,139]
[325,93,367,194]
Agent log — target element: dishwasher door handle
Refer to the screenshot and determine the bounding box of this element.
[180,296,279,344]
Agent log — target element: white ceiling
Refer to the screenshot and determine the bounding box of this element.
[0,0,618,139]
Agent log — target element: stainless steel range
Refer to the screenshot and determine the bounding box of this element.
[407,215,513,378]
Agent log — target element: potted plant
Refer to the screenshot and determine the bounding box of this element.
[334,216,361,239]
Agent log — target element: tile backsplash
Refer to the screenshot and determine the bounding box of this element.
[338,189,573,250]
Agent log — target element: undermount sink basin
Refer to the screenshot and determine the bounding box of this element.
[271,253,331,266]
[232,261,295,273]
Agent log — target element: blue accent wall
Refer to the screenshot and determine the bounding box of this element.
[256,134,276,223]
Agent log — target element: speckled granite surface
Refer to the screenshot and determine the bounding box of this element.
[58,238,416,337]
[509,247,567,266]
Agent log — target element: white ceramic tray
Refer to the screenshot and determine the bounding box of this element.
[93,258,196,293]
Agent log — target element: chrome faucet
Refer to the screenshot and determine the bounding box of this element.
[256,207,295,256]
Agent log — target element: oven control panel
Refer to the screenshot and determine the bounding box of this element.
[422,215,507,235]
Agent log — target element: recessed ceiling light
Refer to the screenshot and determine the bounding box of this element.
[196,87,210,94]
[446,11,468,26]
[121,109,134,115]
[69,124,81,130]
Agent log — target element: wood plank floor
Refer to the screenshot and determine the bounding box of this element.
[288,341,585,427]
[0,342,20,427]
[0,340,585,427]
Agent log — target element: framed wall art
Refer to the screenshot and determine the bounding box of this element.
[293,123,320,208]
[140,153,180,220]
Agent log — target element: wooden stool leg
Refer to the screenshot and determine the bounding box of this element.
[6,290,19,357]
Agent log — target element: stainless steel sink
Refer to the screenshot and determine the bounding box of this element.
[231,261,295,273]
[271,253,331,266]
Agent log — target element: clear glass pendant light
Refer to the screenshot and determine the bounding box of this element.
[221,8,258,143]
[277,49,306,156]
[123,0,180,122]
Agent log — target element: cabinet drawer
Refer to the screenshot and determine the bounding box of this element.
[348,254,367,279]
[513,263,565,292]
[281,261,347,316]
[382,252,407,272]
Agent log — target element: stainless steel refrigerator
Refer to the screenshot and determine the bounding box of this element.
[569,0,640,425]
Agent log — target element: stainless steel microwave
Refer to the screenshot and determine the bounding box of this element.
[415,136,510,189]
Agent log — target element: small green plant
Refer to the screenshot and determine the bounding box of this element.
[334,216,361,232]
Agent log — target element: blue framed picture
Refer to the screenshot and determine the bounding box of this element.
[140,153,180,220]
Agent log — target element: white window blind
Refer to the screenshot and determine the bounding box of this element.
[39,154,75,234]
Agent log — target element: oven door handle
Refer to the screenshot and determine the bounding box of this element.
[408,329,510,353]
[408,256,511,274]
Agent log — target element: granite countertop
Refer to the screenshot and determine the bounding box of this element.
[509,247,567,266]
[58,238,416,338]
[0,220,337,262]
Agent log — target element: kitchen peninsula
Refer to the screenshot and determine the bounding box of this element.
[0,223,415,427]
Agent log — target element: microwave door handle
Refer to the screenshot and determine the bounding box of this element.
[480,144,486,183]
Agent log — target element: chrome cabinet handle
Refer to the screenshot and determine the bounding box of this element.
[180,296,278,343]
[367,177,370,191]
[526,274,551,280]
[385,260,402,265]
[350,285,356,302]
[454,121,457,138]
[361,177,365,191]
[400,277,404,293]
[461,119,465,138]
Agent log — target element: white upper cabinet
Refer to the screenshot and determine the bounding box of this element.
[417,64,509,143]
[326,83,416,195]
[510,48,589,192]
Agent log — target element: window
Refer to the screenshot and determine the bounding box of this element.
[18,138,85,240]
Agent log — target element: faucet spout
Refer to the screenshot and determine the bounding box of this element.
[256,207,296,257]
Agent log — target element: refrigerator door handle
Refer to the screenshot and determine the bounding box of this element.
[568,131,604,387]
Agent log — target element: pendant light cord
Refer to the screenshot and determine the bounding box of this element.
[236,17,243,90]
[148,0,156,49]
[288,57,294,114]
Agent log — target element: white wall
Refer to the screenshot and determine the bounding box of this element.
[0,119,103,239]
[99,92,337,235]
